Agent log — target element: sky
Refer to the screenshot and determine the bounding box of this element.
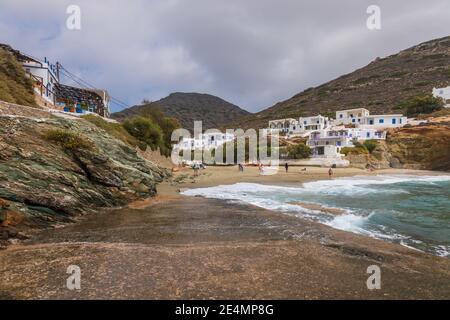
[1,0,450,113]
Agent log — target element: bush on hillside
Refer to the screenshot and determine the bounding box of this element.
[44,129,94,151]
[287,143,311,159]
[363,140,378,154]
[401,94,444,117]
[123,116,163,150]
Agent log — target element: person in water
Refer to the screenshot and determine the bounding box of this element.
[328,167,333,178]
[285,162,289,173]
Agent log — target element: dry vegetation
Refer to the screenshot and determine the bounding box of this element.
[0,48,36,106]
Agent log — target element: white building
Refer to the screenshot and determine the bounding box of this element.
[22,56,60,105]
[335,108,370,125]
[289,115,330,135]
[432,86,450,108]
[176,132,235,151]
[307,127,387,158]
[334,108,407,129]
[268,118,297,134]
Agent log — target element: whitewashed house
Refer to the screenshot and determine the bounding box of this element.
[307,126,387,158]
[307,129,353,158]
[334,108,370,125]
[432,86,450,108]
[176,132,235,151]
[267,118,297,134]
[289,115,330,135]
[334,108,407,129]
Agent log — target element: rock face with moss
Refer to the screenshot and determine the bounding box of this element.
[0,103,169,243]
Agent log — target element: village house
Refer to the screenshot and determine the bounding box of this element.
[54,84,111,118]
[263,106,409,160]
[0,43,111,118]
[267,118,297,134]
[307,126,387,158]
[288,115,330,136]
[432,86,450,108]
[333,108,407,129]
[176,132,235,151]
[0,44,59,106]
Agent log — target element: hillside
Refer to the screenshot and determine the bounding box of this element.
[112,92,250,131]
[231,36,450,129]
[0,47,36,106]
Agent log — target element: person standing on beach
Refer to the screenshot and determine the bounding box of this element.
[285,162,289,173]
[193,163,199,177]
[328,167,333,179]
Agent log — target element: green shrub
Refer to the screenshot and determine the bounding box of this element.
[401,94,444,117]
[287,144,311,159]
[363,140,378,154]
[123,116,163,150]
[44,129,94,150]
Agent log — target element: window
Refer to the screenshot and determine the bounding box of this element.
[369,119,374,125]
[392,118,396,124]
[379,119,384,124]
[336,141,341,146]
[339,114,343,118]
[400,118,403,124]
[350,114,354,118]
[366,132,370,138]
[352,119,356,123]
[358,119,361,122]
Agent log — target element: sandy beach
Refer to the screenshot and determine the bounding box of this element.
[1,166,449,299]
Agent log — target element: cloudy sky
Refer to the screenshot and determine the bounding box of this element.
[1,0,450,112]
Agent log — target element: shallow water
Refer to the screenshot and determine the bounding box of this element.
[182,175,450,257]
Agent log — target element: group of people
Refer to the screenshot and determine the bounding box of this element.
[195,161,334,178]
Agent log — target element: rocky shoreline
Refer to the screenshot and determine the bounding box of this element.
[0,103,169,248]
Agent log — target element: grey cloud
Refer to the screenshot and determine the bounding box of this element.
[0,0,449,112]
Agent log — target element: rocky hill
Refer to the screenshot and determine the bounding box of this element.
[0,101,168,245]
[112,92,250,131]
[231,36,450,129]
[0,46,36,107]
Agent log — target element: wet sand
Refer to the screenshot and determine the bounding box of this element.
[0,166,449,299]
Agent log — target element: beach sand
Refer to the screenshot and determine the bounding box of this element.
[0,166,449,299]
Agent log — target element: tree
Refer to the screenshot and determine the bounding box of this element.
[123,116,163,150]
[287,144,311,159]
[402,94,444,117]
[363,140,378,154]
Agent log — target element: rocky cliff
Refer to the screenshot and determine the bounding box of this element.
[0,102,169,246]
[345,121,450,171]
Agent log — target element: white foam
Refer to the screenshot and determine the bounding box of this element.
[181,175,450,257]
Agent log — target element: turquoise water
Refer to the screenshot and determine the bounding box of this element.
[182,175,450,257]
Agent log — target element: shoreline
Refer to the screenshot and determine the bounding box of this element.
[1,166,449,299]
[160,166,450,257]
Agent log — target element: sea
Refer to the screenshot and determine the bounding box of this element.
[182,175,450,257]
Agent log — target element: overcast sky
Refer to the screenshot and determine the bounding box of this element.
[1,0,450,112]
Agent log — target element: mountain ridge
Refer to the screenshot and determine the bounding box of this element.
[112,92,250,131]
[229,35,450,129]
